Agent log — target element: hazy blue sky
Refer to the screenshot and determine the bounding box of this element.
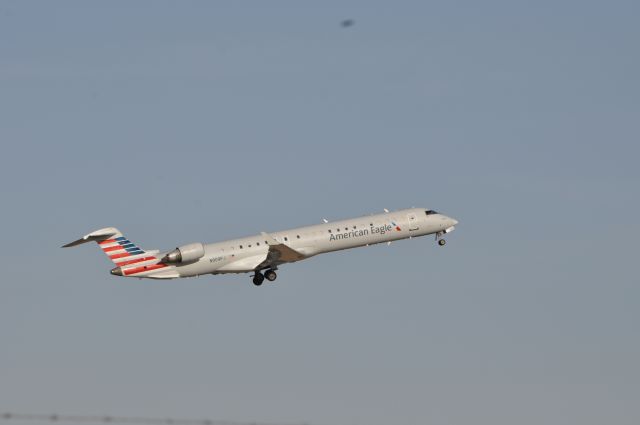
[1,1,639,424]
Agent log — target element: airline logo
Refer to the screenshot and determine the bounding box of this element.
[99,236,145,259]
[99,236,169,276]
[329,221,402,242]
[98,237,159,267]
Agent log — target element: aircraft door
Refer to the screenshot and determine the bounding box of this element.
[407,213,419,231]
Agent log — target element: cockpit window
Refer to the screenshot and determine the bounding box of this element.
[425,210,438,215]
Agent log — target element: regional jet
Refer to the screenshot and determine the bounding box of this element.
[63,208,458,286]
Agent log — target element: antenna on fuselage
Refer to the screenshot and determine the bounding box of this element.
[322,218,328,223]
[383,208,390,213]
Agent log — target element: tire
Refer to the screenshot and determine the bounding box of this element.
[438,239,446,246]
[252,273,264,286]
[265,270,277,281]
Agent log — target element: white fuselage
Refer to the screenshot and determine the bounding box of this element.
[172,208,458,278]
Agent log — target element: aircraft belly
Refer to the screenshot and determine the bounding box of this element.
[145,270,181,279]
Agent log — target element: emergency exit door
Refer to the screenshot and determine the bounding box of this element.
[407,213,419,231]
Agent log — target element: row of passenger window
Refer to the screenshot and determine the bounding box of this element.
[237,234,302,249]
[236,222,381,249]
[328,223,379,233]
[328,225,361,233]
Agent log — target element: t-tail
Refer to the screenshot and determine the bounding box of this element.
[62,227,179,279]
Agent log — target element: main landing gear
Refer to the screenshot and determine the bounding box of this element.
[252,269,277,286]
[252,273,264,286]
[264,269,277,282]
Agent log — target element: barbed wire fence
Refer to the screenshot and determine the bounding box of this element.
[1,413,309,425]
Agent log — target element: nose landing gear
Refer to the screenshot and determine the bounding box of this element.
[436,231,447,247]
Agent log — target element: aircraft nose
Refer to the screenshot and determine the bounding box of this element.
[442,216,458,228]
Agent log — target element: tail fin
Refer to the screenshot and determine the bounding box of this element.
[62,227,158,266]
[63,227,180,279]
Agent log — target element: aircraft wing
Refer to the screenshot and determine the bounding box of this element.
[257,232,306,269]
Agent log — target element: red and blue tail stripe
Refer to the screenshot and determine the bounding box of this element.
[114,236,145,255]
[63,226,175,278]
[97,233,172,276]
[99,236,150,264]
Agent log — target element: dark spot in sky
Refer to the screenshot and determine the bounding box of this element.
[341,19,355,28]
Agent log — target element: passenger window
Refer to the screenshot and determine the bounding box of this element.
[296,235,300,239]
[284,237,288,241]
[248,244,252,248]
[256,242,260,246]
[328,229,332,233]
[239,245,243,249]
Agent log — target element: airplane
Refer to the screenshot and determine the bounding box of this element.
[63,207,458,286]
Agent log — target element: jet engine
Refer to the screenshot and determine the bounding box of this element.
[161,242,205,264]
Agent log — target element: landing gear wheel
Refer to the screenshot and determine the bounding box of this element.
[438,239,446,246]
[252,272,265,286]
[265,270,277,282]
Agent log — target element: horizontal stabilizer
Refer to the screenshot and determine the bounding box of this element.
[62,227,120,248]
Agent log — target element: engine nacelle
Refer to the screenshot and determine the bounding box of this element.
[161,242,205,264]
